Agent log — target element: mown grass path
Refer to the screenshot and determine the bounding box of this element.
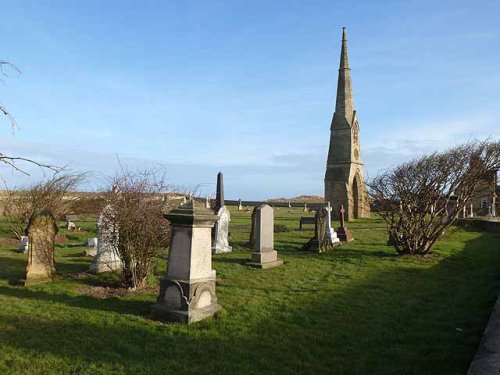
[0,208,499,374]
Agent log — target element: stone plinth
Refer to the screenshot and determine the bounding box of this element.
[151,201,222,324]
[212,206,232,254]
[24,209,58,286]
[246,204,283,269]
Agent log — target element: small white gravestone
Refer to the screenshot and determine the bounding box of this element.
[325,202,340,245]
[212,206,232,254]
[238,199,243,211]
[90,205,122,273]
[67,221,76,231]
[18,236,29,253]
[246,204,283,269]
[469,203,474,218]
[84,237,98,257]
[205,195,211,209]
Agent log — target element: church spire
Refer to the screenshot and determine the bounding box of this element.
[335,27,354,117]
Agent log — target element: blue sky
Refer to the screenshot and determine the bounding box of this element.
[1,0,499,199]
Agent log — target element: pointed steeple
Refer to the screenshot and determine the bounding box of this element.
[335,27,354,118]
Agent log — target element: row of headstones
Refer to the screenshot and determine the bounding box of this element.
[430,202,497,218]
[19,205,123,285]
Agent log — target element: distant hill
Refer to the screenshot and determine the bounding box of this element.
[270,195,324,203]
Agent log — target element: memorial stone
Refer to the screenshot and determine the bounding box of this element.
[246,204,283,269]
[337,205,353,242]
[90,205,122,273]
[212,206,232,254]
[151,201,222,324]
[24,209,58,285]
[18,236,29,253]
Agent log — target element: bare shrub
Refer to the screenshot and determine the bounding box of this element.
[368,140,500,255]
[3,171,87,238]
[102,168,173,290]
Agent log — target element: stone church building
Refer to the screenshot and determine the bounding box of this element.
[325,28,370,221]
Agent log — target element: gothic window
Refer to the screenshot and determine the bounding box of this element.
[353,121,359,144]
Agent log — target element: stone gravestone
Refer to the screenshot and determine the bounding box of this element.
[325,201,340,246]
[469,203,474,218]
[205,195,211,209]
[302,208,329,253]
[337,205,353,242]
[238,199,243,211]
[247,206,257,249]
[84,237,98,257]
[151,201,222,324]
[18,236,29,253]
[24,209,58,285]
[212,206,232,254]
[246,204,283,269]
[214,171,224,213]
[90,205,122,273]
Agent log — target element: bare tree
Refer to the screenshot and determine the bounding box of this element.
[102,167,173,290]
[3,171,87,238]
[1,60,60,175]
[368,140,500,255]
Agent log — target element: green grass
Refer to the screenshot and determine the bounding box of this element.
[0,207,499,374]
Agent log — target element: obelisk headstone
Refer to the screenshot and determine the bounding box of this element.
[246,204,283,269]
[215,172,224,213]
[337,205,353,242]
[151,201,222,324]
[90,205,122,273]
[24,209,58,285]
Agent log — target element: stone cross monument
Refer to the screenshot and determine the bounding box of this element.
[151,201,222,324]
[337,205,353,242]
[325,27,370,221]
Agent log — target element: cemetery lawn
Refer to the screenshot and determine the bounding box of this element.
[1,208,499,374]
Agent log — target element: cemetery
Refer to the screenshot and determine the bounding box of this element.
[1,3,500,374]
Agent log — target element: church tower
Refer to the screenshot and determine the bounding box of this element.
[325,27,370,221]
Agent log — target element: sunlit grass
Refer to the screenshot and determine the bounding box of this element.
[0,207,499,374]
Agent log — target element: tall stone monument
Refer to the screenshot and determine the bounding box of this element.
[325,27,370,221]
[90,205,122,273]
[24,209,58,285]
[151,201,222,324]
[246,204,283,269]
[212,172,231,254]
[214,171,224,213]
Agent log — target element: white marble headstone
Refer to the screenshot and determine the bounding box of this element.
[212,206,232,254]
[90,205,122,273]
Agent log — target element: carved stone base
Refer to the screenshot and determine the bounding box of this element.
[337,227,353,242]
[212,244,232,254]
[23,271,56,286]
[246,250,283,269]
[151,276,222,324]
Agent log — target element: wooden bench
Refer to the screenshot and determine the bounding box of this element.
[299,216,315,230]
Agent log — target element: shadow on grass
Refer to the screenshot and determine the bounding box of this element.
[0,230,498,373]
[0,285,150,317]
